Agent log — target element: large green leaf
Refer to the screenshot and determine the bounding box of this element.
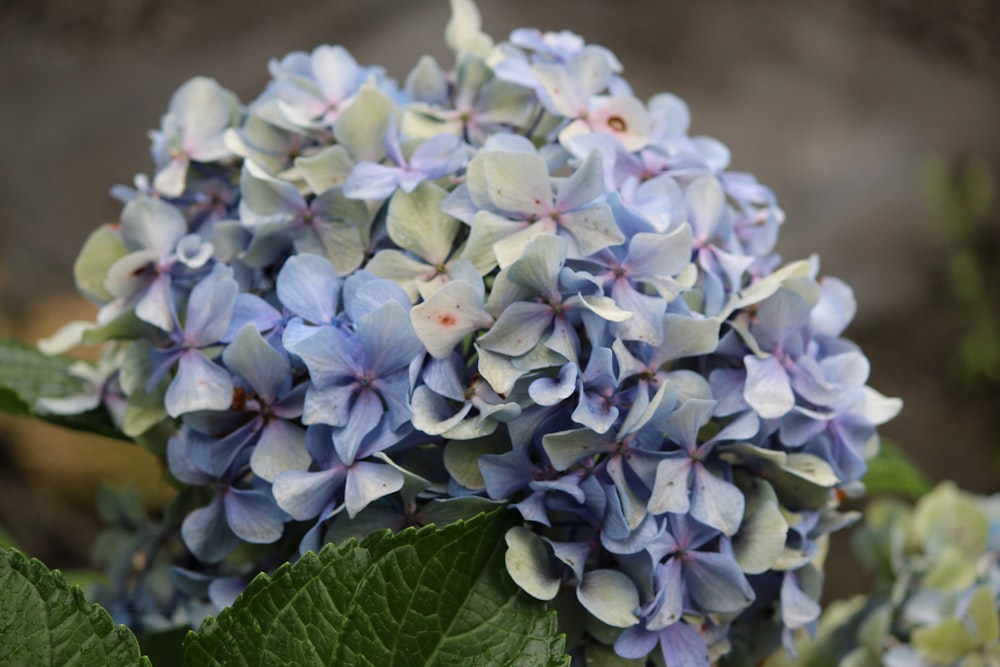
[0,337,125,439]
[0,546,149,666]
[184,511,569,666]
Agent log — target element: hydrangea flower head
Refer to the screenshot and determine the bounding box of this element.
[52,0,901,661]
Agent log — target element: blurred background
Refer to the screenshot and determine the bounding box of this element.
[1,0,998,597]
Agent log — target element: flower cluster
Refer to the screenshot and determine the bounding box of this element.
[766,483,1000,667]
[44,1,901,662]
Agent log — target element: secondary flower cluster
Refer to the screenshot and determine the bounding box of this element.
[45,1,901,662]
[766,483,1000,667]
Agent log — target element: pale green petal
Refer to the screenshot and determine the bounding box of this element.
[333,83,396,162]
[387,182,460,264]
[576,569,639,628]
[504,526,560,601]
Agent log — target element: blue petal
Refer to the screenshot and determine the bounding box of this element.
[181,494,239,563]
[477,301,553,356]
[291,325,364,386]
[528,363,578,407]
[343,271,412,322]
[752,288,811,353]
[781,570,821,629]
[302,382,356,427]
[277,253,341,325]
[250,419,310,482]
[683,550,755,613]
[183,264,239,346]
[657,621,711,667]
[222,323,290,404]
[135,272,175,332]
[222,294,282,343]
[165,349,234,417]
[479,447,534,499]
[273,467,346,521]
[614,625,660,660]
[661,398,716,450]
[333,388,384,465]
[689,463,745,536]
[743,354,795,419]
[224,488,284,544]
[357,302,424,377]
[646,558,684,631]
[344,461,404,518]
[647,455,692,516]
[343,162,402,200]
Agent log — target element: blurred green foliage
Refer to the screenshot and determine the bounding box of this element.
[920,155,1000,386]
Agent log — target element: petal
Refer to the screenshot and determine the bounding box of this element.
[743,354,794,419]
[652,315,721,366]
[344,460,404,518]
[239,159,305,226]
[781,570,821,629]
[342,162,402,200]
[291,325,363,385]
[684,550,755,613]
[386,181,461,265]
[410,385,473,436]
[614,625,660,660]
[333,388,384,465]
[165,349,234,418]
[121,196,188,254]
[661,398,716,450]
[625,227,693,284]
[647,455,693,516]
[732,497,788,575]
[541,428,612,471]
[411,280,493,358]
[477,301,553,356]
[276,253,341,324]
[482,150,551,217]
[503,526,560,601]
[646,558,685,631]
[272,467,345,521]
[181,495,239,563]
[556,149,606,212]
[222,294,283,342]
[184,264,239,346]
[690,463,745,536]
[356,301,424,377]
[528,363,578,406]
[223,323,290,404]
[479,446,534,499]
[557,203,624,257]
[224,487,284,544]
[685,176,725,241]
[609,281,667,345]
[657,621,712,667]
[250,419,310,482]
[577,569,640,628]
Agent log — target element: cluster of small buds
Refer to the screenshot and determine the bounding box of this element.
[44,1,901,662]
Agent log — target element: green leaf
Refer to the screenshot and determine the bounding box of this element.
[183,511,569,666]
[862,440,932,499]
[0,338,125,439]
[912,618,976,663]
[0,546,149,666]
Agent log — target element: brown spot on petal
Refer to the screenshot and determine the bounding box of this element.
[607,115,627,132]
[438,313,457,327]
